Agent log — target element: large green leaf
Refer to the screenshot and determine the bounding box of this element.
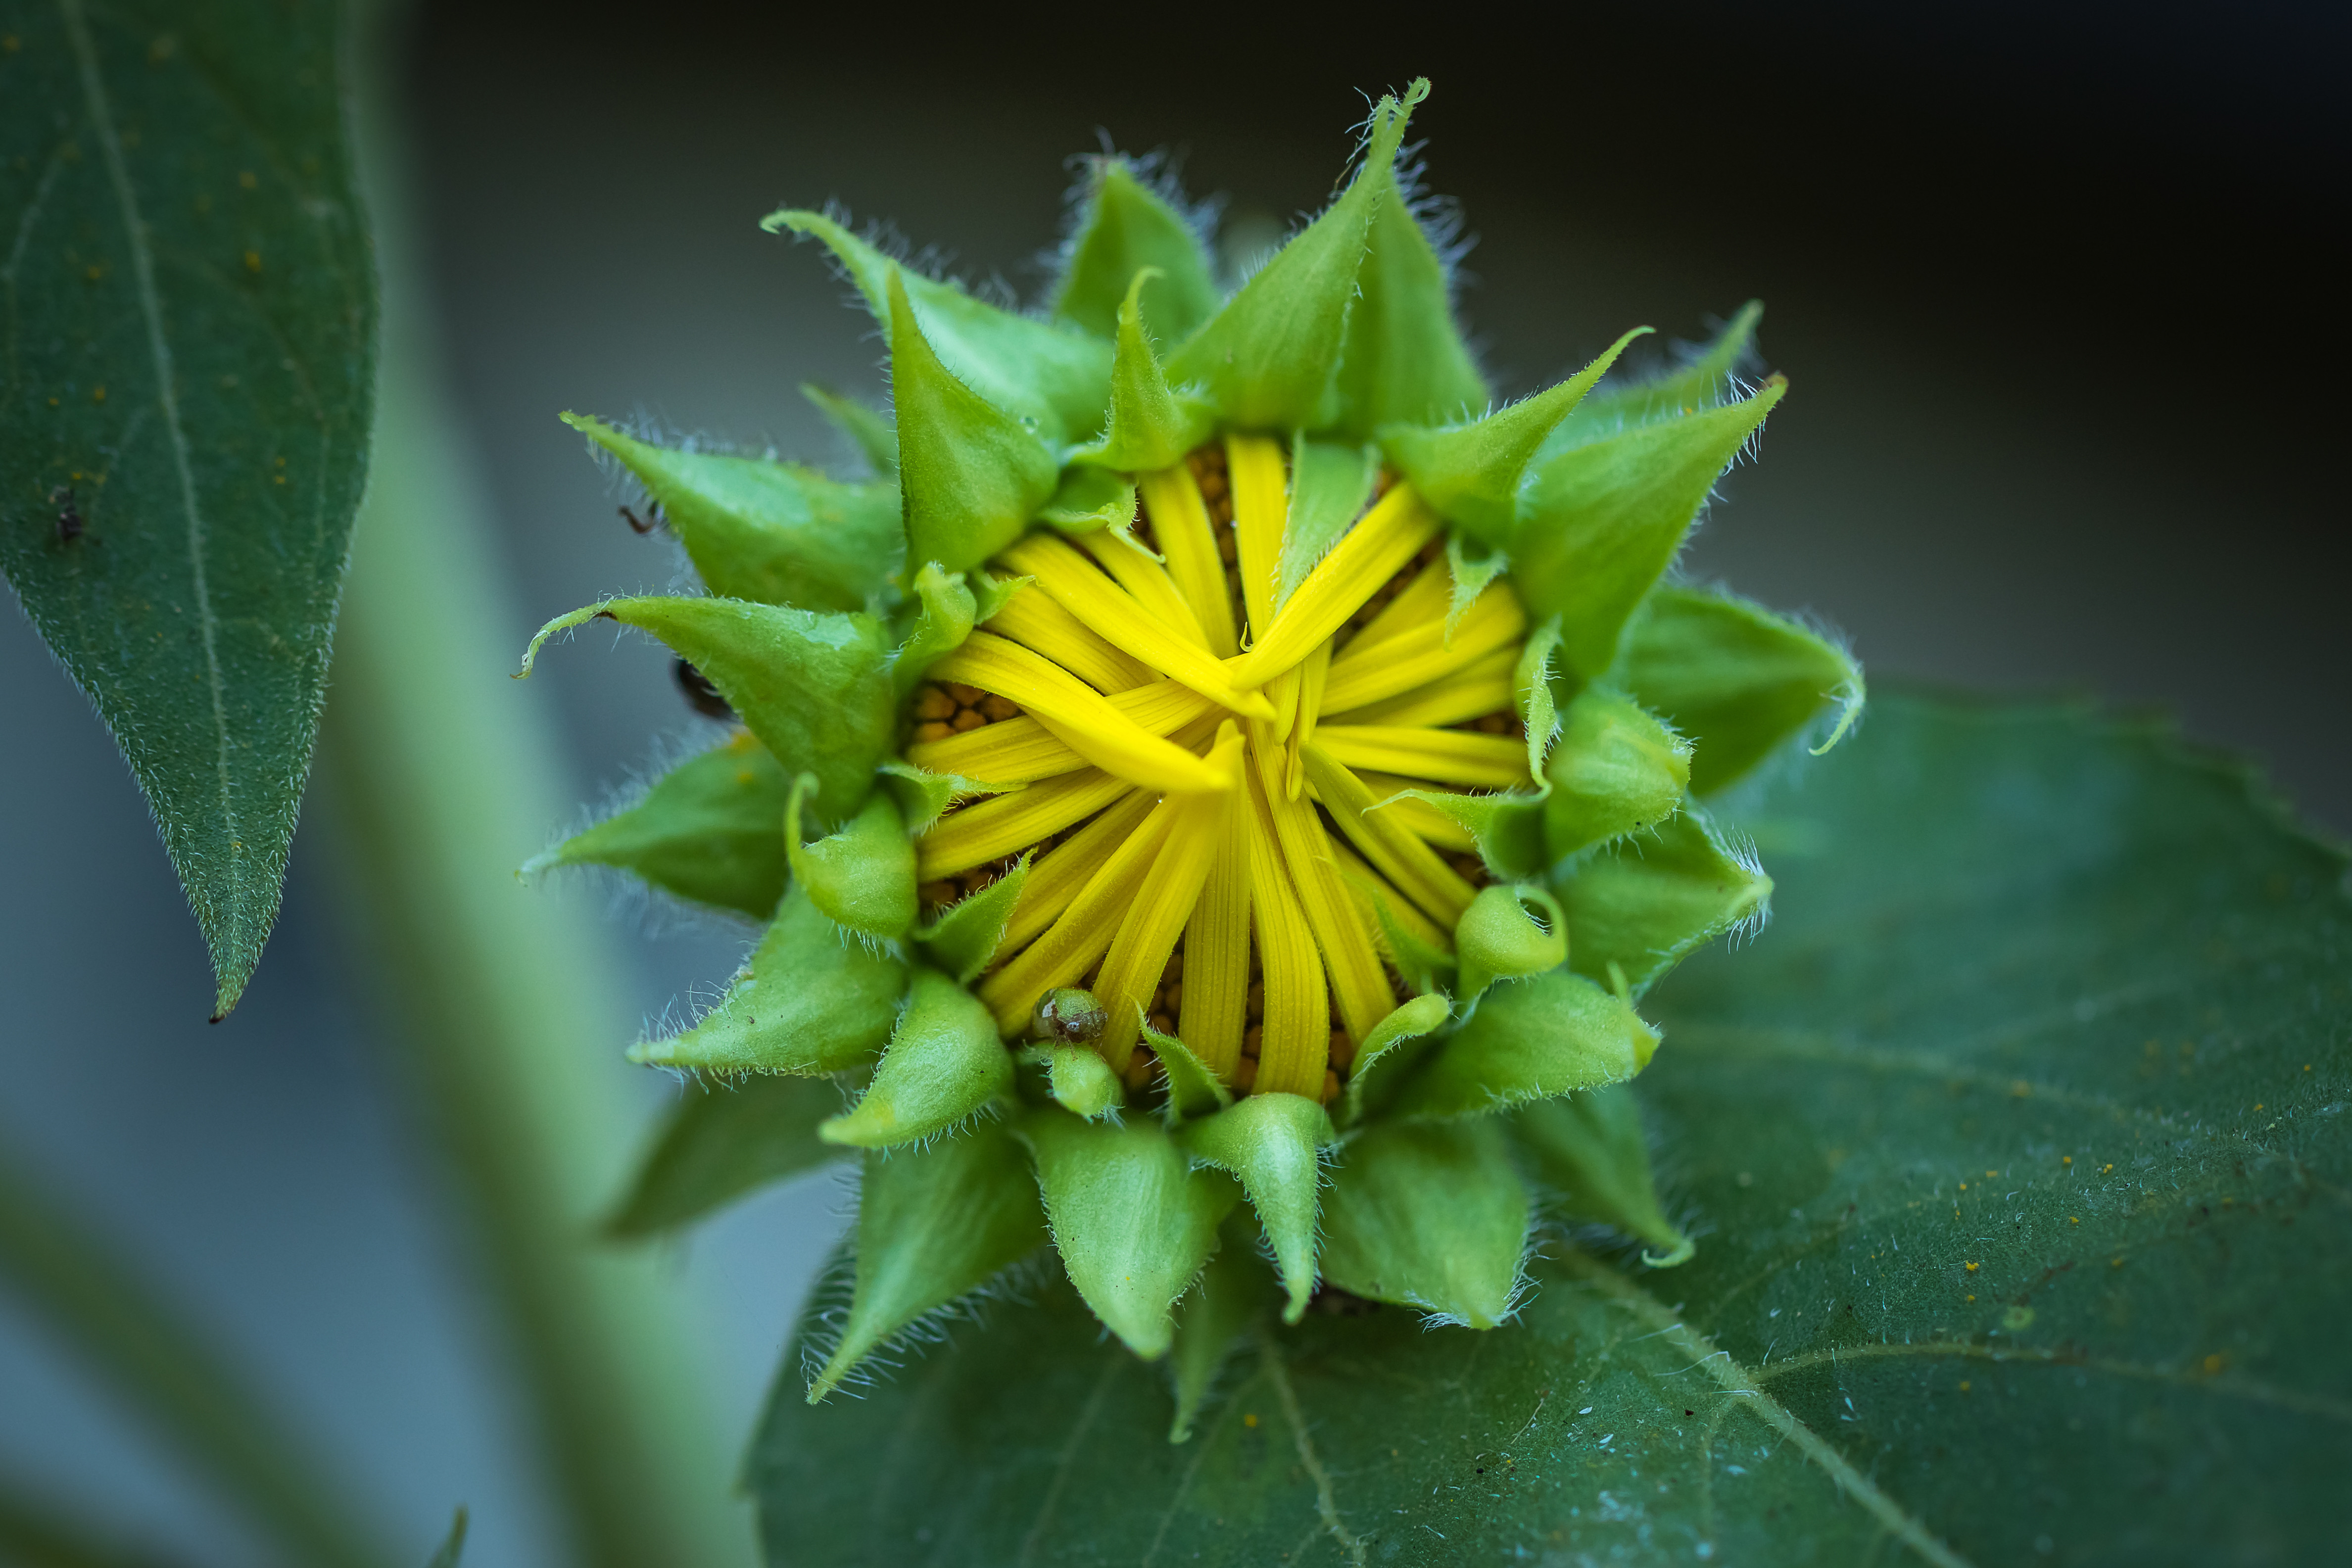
[0,0,375,1017]
[749,692,2352,1564]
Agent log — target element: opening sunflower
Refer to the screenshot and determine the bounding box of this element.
[518,77,1863,1430]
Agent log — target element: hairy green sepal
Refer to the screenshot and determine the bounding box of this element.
[1390,966,1657,1119]
[1177,1093,1334,1323]
[1559,810,1771,997]
[1320,1119,1528,1327]
[820,968,1010,1149]
[784,775,916,942]
[608,1076,848,1238]
[1512,1087,1693,1267]
[530,731,790,918]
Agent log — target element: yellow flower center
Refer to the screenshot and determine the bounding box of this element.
[908,437,1532,1103]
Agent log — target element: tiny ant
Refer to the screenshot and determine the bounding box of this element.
[674,657,733,720]
[50,485,82,542]
[620,500,666,535]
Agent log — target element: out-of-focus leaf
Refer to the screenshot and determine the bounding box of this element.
[1051,160,1219,347]
[799,383,896,478]
[528,730,789,918]
[0,0,376,1017]
[749,693,2352,1567]
[606,1075,846,1238]
[1511,1086,1691,1267]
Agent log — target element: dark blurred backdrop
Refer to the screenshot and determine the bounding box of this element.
[3,5,2344,1563]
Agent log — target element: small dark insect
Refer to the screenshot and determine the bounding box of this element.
[674,658,733,720]
[50,485,82,542]
[620,500,665,535]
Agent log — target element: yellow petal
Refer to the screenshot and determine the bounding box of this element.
[1319,581,1527,713]
[1339,557,1451,658]
[1076,528,1209,651]
[1226,434,1287,635]
[916,767,1130,880]
[1352,771,1481,852]
[1251,726,1393,1045]
[986,584,1154,693]
[929,632,1230,793]
[1242,765,1329,1100]
[998,536,1275,720]
[1327,836,1455,958]
[996,784,1162,951]
[1301,744,1476,926]
[1311,725,1532,790]
[979,796,1175,1032]
[907,676,1218,784]
[1137,466,1239,658]
[1093,725,1245,1068]
[1233,483,1441,688]
[1180,750,1254,1080]
[1325,646,1517,728]
[1285,638,1332,799]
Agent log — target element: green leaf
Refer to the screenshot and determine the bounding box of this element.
[1329,158,1489,439]
[1028,1044,1123,1120]
[1451,883,1570,1002]
[1275,438,1378,603]
[888,561,976,698]
[766,209,1111,443]
[424,1508,467,1568]
[1165,82,1423,430]
[630,885,905,1074]
[1558,807,1772,997]
[1515,378,1787,680]
[1051,161,1219,347]
[800,383,897,478]
[1543,685,1692,864]
[1142,1023,1233,1124]
[1178,1094,1335,1323]
[1389,965,1657,1119]
[521,596,893,827]
[1019,1110,1240,1358]
[1615,582,1865,795]
[1035,464,1136,537]
[607,1075,847,1238]
[1165,1228,1272,1443]
[1544,299,1765,454]
[1511,1086,1692,1267]
[1379,327,1646,541]
[805,1118,1047,1402]
[819,967,1010,1149]
[528,730,789,919]
[0,2,376,1017]
[883,268,1060,574]
[561,414,902,613]
[783,771,914,941]
[750,692,2352,1566]
[913,855,1028,982]
[1320,1118,1529,1326]
[1069,269,1211,474]
[1336,992,1452,1128]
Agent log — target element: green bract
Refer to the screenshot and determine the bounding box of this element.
[528,80,1862,1430]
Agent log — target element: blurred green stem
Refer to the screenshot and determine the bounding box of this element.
[0,1141,390,1568]
[314,11,753,1567]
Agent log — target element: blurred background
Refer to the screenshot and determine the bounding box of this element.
[3,2,2344,1562]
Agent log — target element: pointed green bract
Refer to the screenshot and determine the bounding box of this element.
[607,1074,848,1238]
[1363,887,1457,998]
[1381,327,1647,542]
[1392,966,1657,1120]
[1166,1231,1270,1443]
[807,1120,1047,1401]
[1037,466,1137,537]
[1073,270,1211,473]
[914,857,1029,982]
[1444,530,1510,634]
[529,730,790,918]
[770,210,1111,441]
[1035,1045,1123,1120]
[1143,1024,1233,1124]
[1166,84,1423,430]
[1544,688,1692,864]
[1453,884,1570,1002]
[1277,439,1380,602]
[1515,379,1787,680]
[1559,809,1771,997]
[784,774,915,941]
[884,270,1062,575]
[1330,161,1488,439]
[801,383,898,477]
[820,968,1011,1149]
[521,596,893,826]
[1512,1087,1692,1267]
[563,414,902,613]
[631,885,905,1074]
[1614,585,1864,794]
[1054,163,1220,347]
[1387,788,1548,880]
[1020,1111,1240,1358]
[878,760,989,834]
[1177,1093,1333,1323]
[1320,1119,1528,1327]
[891,562,978,698]
[1545,300,1764,455]
[1338,994,1453,1128]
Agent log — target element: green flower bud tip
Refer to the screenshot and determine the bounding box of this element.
[531,77,1863,1423]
